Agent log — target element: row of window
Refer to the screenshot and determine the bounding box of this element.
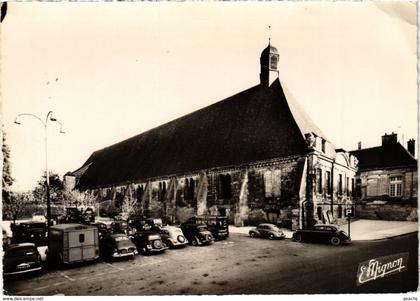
[104,170,281,202]
[135,174,233,202]
[315,168,355,197]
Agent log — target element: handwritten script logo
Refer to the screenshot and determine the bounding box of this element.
[357,252,409,286]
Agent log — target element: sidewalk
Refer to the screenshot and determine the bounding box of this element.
[338,219,418,241]
[229,219,418,241]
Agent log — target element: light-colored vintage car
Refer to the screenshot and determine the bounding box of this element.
[249,223,285,240]
[159,226,188,248]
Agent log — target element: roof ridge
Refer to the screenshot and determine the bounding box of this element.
[86,84,261,157]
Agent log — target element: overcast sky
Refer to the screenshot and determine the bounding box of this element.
[2,2,417,191]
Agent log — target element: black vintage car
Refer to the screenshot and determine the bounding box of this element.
[292,224,351,246]
[11,222,47,246]
[91,222,110,240]
[111,220,135,236]
[99,233,137,259]
[180,223,214,246]
[132,231,167,255]
[58,207,95,224]
[3,243,42,277]
[185,216,229,240]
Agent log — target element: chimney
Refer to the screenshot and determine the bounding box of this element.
[382,132,397,146]
[357,141,362,150]
[407,139,415,157]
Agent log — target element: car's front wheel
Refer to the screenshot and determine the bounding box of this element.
[191,236,198,246]
[294,234,303,242]
[268,233,275,240]
[330,236,341,246]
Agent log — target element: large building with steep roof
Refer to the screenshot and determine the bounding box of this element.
[66,43,358,228]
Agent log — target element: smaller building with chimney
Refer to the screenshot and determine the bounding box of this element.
[350,133,417,221]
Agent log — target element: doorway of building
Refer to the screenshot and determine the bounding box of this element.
[317,206,322,220]
[267,212,278,224]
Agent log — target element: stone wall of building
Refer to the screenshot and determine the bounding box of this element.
[359,168,417,200]
[355,203,418,221]
[87,156,306,228]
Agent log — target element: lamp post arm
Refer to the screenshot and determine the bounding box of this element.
[45,111,54,127]
[15,113,46,127]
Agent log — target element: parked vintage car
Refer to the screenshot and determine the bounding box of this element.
[3,243,42,277]
[185,215,229,240]
[249,223,285,240]
[292,224,351,246]
[180,223,214,246]
[159,226,188,248]
[57,207,95,225]
[3,229,12,249]
[11,221,47,246]
[91,222,110,240]
[99,233,137,259]
[129,218,147,232]
[132,231,168,255]
[128,218,162,233]
[32,214,47,223]
[111,220,135,236]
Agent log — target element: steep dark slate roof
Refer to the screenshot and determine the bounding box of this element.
[350,143,417,172]
[75,79,310,190]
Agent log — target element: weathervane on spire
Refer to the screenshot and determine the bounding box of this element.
[268,25,271,45]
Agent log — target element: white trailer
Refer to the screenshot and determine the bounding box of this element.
[48,223,99,264]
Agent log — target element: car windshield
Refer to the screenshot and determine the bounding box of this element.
[7,248,36,257]
[197,226,208,232]
[114,236,130,242]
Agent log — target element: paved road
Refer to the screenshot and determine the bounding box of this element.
[4,232,418,295]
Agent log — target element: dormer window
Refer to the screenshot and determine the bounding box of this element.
[321,139,326,153]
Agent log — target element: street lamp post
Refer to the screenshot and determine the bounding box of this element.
[14,111,65,237]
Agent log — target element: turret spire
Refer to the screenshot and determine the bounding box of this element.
[259,32,279,88]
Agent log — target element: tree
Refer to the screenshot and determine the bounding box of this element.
[121,191,137,219]
[2,131,14,203]
[32,171,64,204]
[62,189,96,209]
[3,192,31,224]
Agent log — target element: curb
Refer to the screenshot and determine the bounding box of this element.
[228,230,418,242]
